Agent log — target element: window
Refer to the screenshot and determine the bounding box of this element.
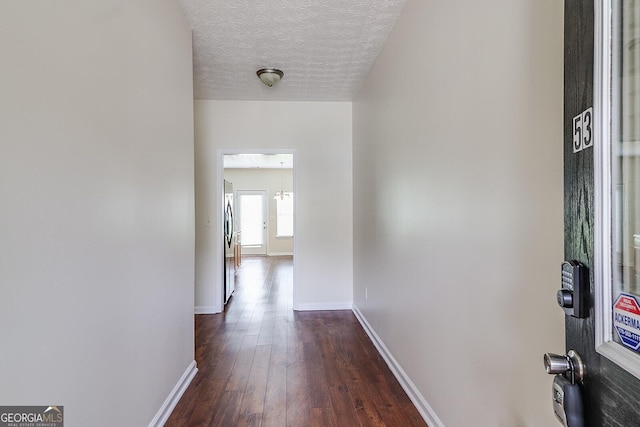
[276,192,293,237]
[594,0,640,379]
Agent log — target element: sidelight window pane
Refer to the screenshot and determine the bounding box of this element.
[611,0,640,352]
[276,193,293,237]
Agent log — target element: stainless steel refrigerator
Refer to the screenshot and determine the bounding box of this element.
[223,179,235,304]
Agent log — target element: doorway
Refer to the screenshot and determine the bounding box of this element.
[219,151,295,312]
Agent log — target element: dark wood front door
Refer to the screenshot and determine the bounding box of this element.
[564,0,640,425]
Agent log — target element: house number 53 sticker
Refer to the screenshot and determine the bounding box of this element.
[573,107,593,153]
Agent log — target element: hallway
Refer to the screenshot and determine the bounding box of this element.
[166,256,426,426]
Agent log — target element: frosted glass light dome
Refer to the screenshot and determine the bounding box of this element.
[256,68,284,87]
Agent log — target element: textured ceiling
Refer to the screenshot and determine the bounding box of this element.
[177,0,407,101]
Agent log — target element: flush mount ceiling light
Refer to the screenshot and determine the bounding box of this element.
[256,68,284,87]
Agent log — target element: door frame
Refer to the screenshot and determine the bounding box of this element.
[215,149,297,313]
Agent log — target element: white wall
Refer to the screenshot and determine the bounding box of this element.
[224,168,294,255]
[0,1,195,426]
[195,101,352,312]
[352,0,565,426]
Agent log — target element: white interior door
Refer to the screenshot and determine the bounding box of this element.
[237,190,267,255]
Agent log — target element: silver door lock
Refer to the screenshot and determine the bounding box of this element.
[544,350,585,382]
[543,350,585,427]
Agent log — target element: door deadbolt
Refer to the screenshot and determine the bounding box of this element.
[558,261,588,318]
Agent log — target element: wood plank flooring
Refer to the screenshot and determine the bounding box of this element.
[166,256,427,427]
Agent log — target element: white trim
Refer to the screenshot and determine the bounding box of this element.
[148,360,198,427]
[215,150,225,313]
[267,252,294,257]
[195,305,220,314]
[293,301,352,311]
[352,305,445,427]
[594,0,613,355]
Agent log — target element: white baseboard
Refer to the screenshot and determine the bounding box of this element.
[294,301,353,311]
[148,360,198,427]
[267,252,293,256]
[352,306,445,427]
[195,305,220,314]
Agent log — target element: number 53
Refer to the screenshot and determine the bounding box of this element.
[573,107,593,153]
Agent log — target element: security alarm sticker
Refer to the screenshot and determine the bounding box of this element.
[613,293,640,351]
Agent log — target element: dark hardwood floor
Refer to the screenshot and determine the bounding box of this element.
[165,256,427,427]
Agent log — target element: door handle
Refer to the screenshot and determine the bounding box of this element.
[544,350,585,382]
[544,350,585,427]
[544,353,572,374]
